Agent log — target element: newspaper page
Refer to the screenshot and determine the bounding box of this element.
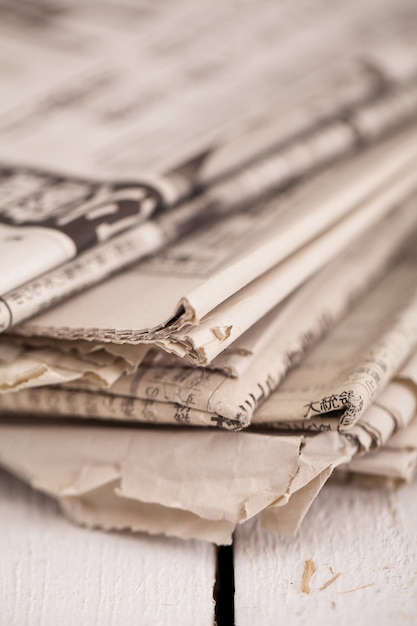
[1,78,417,326]
[0,421,358,543]
[337,418,417,487]
[0,163,175,295]
[252,257,417,434]
[260,431,357,536]
[2,201,416,429]
[164,161,417,364]
[2,180,411,389]
[6,123,417,341]
[251,348,417,534]
[334,355,417,485]
[0,0,406,293]
[12,144,410,361]
[0,337,143,393]
[1,0,417,320]
[0,353,414,544]
[0,423,305,543]
[2,0,416,182]
[346,350,417,452]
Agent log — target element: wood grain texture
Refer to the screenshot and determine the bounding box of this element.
[234,478,417,625]
[0,469,215,626]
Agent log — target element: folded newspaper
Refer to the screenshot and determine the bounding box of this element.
[1,0,417,545]
[2,0,417,330]
[4,123,417,347]
[0,344,415,543]
[2,198,417,433]
[1,209,417,542]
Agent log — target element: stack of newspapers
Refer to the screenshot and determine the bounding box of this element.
[1,0,417,543]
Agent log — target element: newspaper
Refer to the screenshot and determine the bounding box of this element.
[0,402,414,544]
[1,0,417,548]
[239,349,417,535]
[164,161,417,364]
[347,351,417,452]
[2,202,417,429]
[2,0,416,182]
[1,348,415,544]
[334,357,417,485]
[253,263,417,434]
[0,423,302,543]
[0,166,175,295]
[260,432,357,536]
[1,0,417,322]
[6,122,417,342]
[337,419,417,487]
[0,337,146,393]
[0,421,356,544]
[1,91,416,331]
[0,344,415,544]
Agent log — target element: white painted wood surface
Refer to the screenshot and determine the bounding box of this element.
[235,478,417,625]
[3,466,417,626]
[0,469,216,626]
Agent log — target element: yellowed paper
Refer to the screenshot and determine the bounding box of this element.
[0,424,305,543]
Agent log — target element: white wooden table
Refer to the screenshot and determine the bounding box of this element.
[235,479,417,626]
[0,470,216,626]
[1,469,416,625]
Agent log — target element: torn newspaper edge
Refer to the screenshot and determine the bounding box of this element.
[0,346,415,544]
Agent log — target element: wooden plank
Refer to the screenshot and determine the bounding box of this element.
[235,478,417,625]
[0,469,216,626]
